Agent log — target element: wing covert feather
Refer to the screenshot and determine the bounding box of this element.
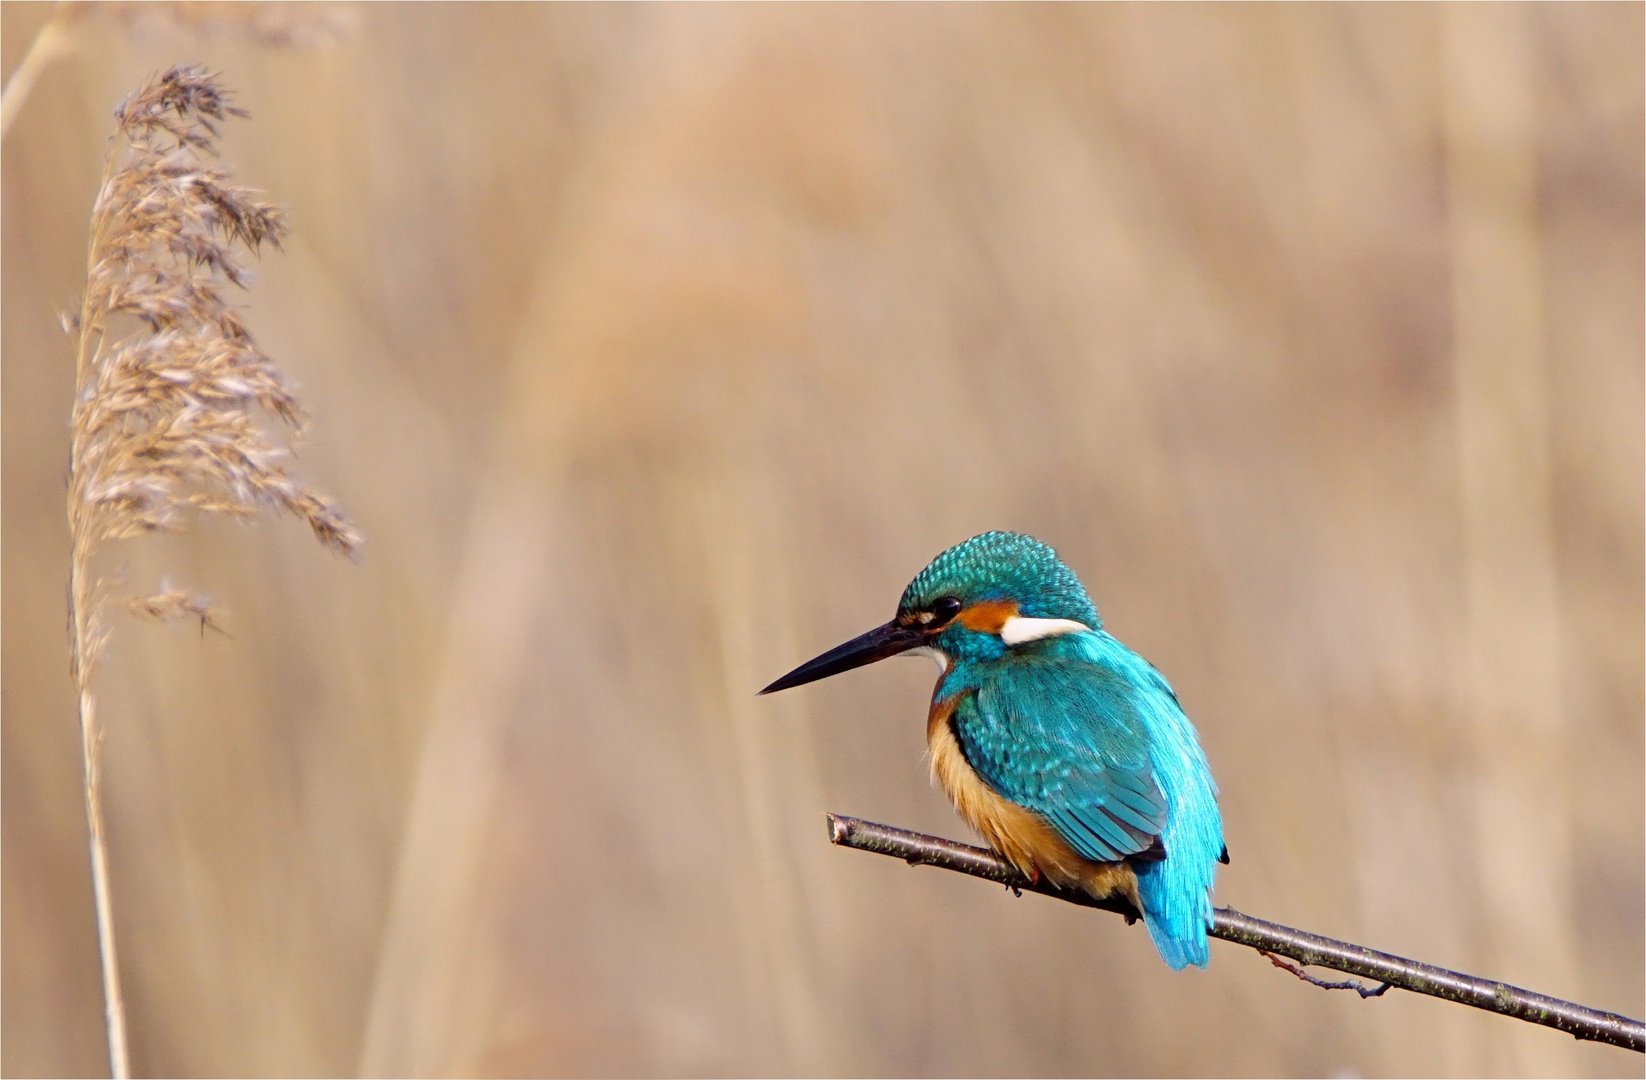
[954,655,1168,863]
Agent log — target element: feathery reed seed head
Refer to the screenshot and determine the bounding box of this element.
[69,64,361,639]
[63,67,361,1078]
[127,589,226,637]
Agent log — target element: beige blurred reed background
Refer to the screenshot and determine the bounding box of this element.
[3,3,1641,1077]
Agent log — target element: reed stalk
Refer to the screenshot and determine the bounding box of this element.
[0,4,80,142]
[66,65,361,1078]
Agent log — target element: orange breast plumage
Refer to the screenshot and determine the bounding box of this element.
[926,695,1140,909]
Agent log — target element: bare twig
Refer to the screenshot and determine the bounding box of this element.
[826,814,1645,1053]
[1259,949,1390,998]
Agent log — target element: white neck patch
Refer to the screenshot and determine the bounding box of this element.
[907,644,950,673]
[999,616,1091,645]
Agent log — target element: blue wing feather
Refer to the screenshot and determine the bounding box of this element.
[946,631,1224,970]
[953,655,1168,863]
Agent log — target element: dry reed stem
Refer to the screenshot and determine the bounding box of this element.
[0,4,82,141]
[67,64,361,1079]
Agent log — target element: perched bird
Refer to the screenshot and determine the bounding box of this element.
[761,531,1225,969]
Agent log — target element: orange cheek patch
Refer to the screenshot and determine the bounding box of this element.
[956,599,1019,634]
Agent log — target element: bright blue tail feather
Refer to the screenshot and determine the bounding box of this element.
[1087,632,1224,970]
[1136,860,1212,970]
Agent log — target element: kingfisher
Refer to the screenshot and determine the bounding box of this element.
[761,531,1225,969]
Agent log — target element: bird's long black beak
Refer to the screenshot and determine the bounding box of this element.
[759,620,925,695]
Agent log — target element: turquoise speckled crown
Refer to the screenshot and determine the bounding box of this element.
[899,531,1102,628]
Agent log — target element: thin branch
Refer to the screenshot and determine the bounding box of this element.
[826,814,1645,1054]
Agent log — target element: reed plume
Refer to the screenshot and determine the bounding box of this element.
[66,64,361,1078]
[1,5,355,142]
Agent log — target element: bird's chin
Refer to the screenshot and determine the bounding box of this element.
[905,645,950,674]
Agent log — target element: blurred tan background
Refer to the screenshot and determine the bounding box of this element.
[3,3,1641,1077]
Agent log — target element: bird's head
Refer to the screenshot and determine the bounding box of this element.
[759,531,1101,694]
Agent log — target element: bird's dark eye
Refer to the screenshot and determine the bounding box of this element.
[932,597,963,623]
